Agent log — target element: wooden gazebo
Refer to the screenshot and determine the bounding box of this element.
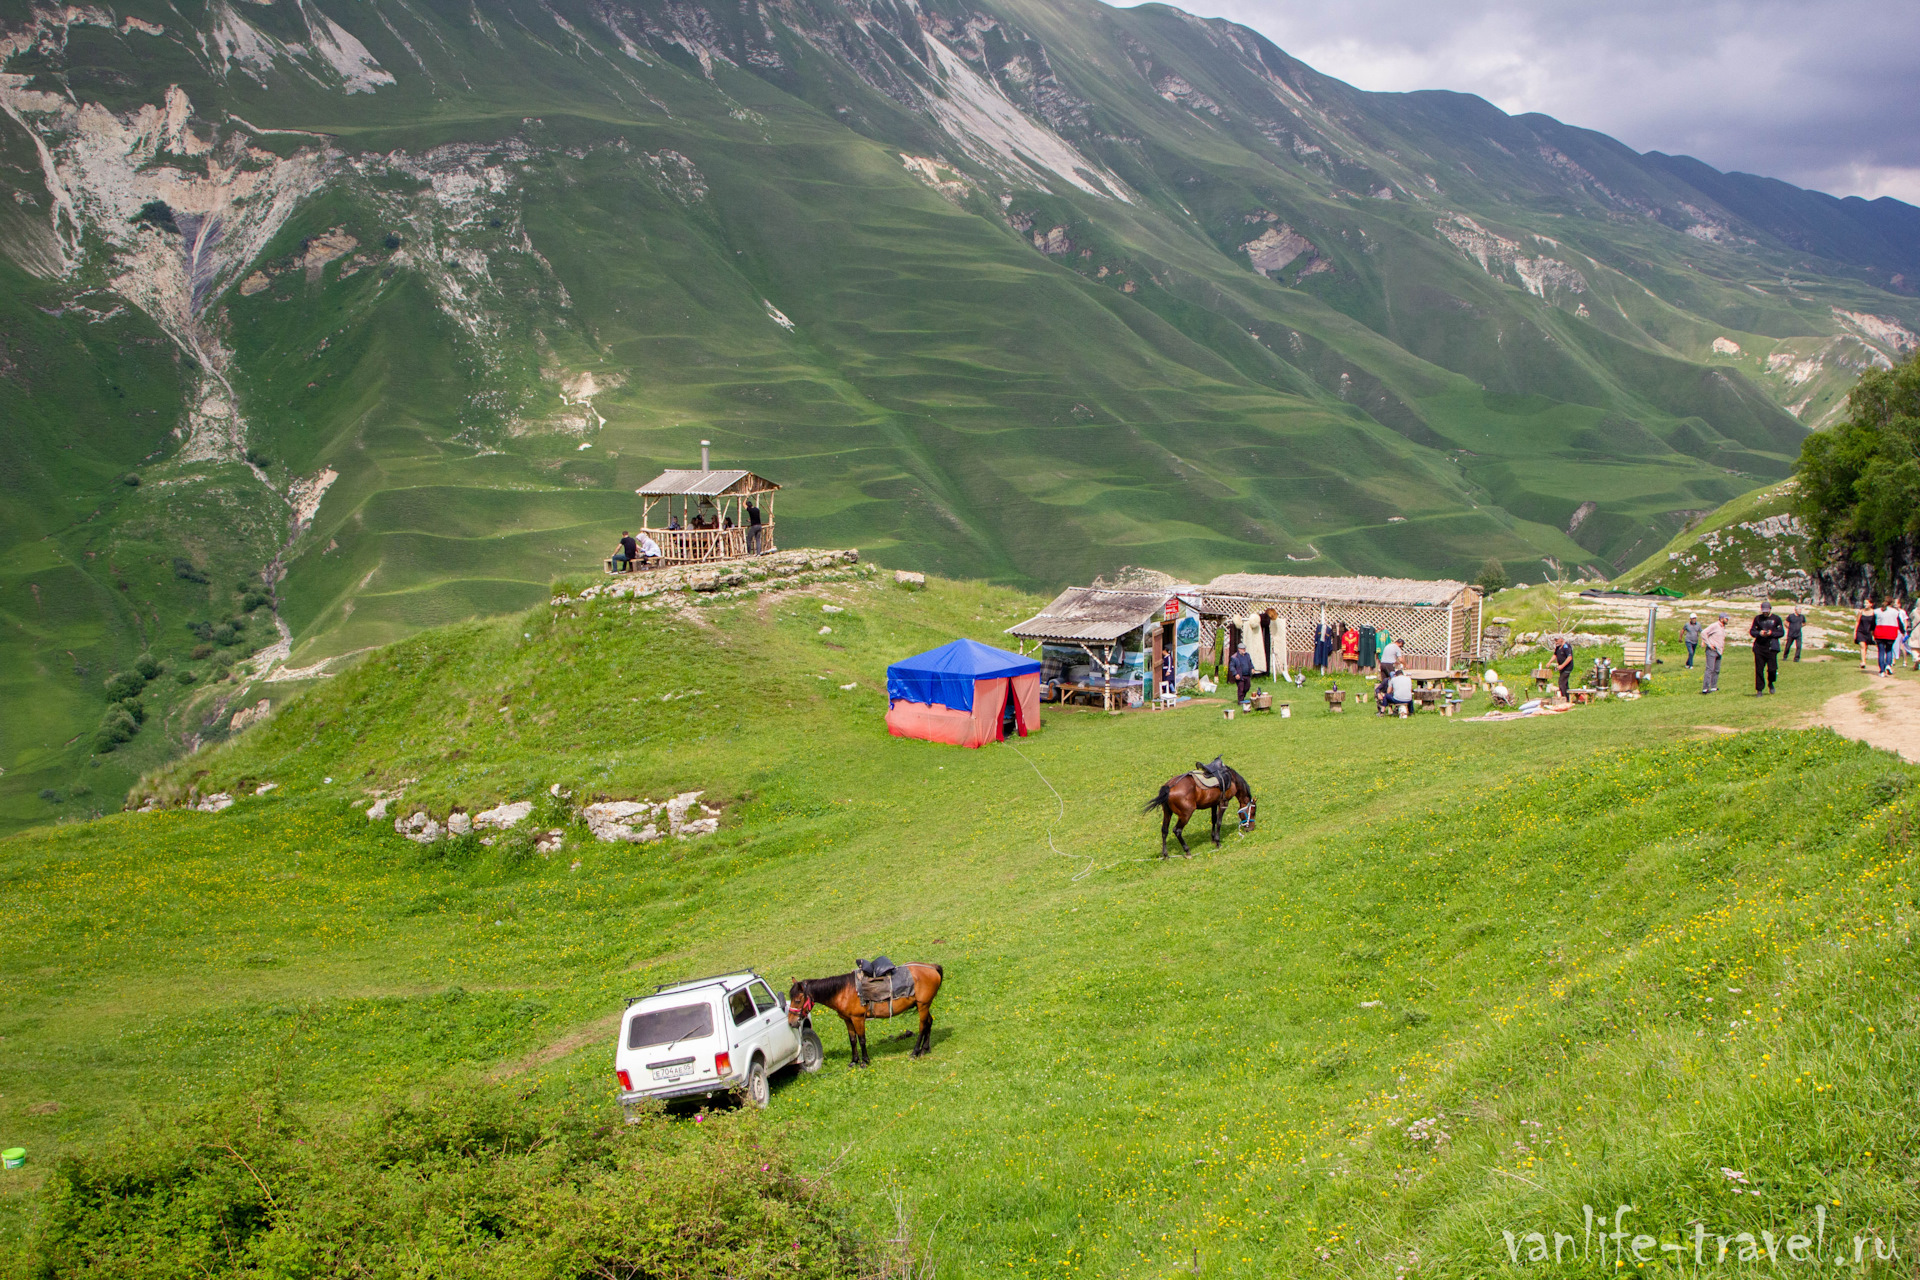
[634,452,779,565]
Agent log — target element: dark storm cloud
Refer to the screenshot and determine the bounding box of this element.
[1156,0,1920,204]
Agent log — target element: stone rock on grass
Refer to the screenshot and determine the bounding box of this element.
[228,698,271,733]
[583,800,663,843]
[193,793,234,813]
[447,811,472,836]
[894,569,925,589]
[584,791,719,842]
[366,797,390,821]
[535,829,565,854]
[474,800,534,829]
[395,811,442,843]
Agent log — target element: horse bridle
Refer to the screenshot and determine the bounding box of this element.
[788,992,814,1024]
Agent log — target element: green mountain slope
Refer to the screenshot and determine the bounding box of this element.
[1614,480,1813,599]
[1,0,1917,823]
[4,576,1917,1271]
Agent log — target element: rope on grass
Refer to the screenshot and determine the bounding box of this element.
[1007,743,1150,880]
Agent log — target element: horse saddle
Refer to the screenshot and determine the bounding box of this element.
[1188,757,1228,791]
[854,957,914,1012]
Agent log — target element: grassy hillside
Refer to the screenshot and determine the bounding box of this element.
[3,571,1916,1276]
[7,0,1918,820]
[1615,480,1813,598]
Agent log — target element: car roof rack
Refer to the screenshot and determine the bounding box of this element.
[625,970,756,1006]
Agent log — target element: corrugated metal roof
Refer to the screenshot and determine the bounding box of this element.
[635,469,781,497]
[1202,573,1472,608]
[1006,587,1181,642]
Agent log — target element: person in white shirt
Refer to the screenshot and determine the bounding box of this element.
[1377,669,1414,713]
[1873,600,1904,676]
[1700,614,1726,694]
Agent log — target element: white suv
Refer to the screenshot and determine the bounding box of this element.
[615,971,824,1109]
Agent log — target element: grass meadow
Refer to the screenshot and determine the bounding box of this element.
[1,572,1916,1276]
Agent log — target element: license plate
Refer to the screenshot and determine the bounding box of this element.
[652,1066,691,1081]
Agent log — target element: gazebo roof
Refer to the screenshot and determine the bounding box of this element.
[635,469,780,498]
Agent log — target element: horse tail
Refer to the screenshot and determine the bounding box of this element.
[1143,784,1170,814]
[934,963,943,978]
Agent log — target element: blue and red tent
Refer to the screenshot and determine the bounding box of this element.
[885,638,1042,747]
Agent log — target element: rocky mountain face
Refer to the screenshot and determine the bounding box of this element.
[1,0,1916,822]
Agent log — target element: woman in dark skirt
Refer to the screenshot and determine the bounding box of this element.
[1856,601,1877,670]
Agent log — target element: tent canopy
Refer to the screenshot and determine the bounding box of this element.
[887,638,1040,711]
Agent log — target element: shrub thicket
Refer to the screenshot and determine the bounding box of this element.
[29,1089,864,1279]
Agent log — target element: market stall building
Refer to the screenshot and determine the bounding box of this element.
[1198,573,1482,676]
[885,638,1041,747]
[1004,586,1203,708]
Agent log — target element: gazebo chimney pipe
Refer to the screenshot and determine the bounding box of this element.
[700,440,711,472]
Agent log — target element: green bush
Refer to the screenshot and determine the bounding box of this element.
[134,653,162,680]
[103,670,145,700]
[241,592,269,612]
[212,623,238,646]
[176,669,198,685]
[117,698,145,724]
[27,1089,864,1280]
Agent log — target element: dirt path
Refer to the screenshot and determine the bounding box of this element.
[1812,673,1920,763]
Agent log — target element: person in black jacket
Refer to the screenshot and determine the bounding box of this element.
[1750,600,1786,694]
[1227,645,1254,703]
[1784,604,1805,661]
[1552,637,1574,699]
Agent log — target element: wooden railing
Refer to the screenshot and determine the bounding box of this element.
[652,523,776,564]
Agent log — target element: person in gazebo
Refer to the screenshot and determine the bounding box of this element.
[746,500,764,553]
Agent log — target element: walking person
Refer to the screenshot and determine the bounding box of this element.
[1749,600,1785,695]
[1227,644,1253,704]
[1784,603,1805,662]
[1682,614,1701,668]
[1856,600,1876,670]
[1552,635,1574,700]
[1701,613,1727,694]
[1873,597,1903,676]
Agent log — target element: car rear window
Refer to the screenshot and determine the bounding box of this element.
[627,1002,714,1049]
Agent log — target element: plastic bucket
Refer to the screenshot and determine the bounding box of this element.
[2,1149,24,1169]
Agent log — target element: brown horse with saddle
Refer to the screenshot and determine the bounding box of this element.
[788,957,943,1068]
[1143,756,1257,858]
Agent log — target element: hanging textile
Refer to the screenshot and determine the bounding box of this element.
[1247,622,1269,675]
[1357,625,1379,669]
[1339,627,1359,662]
[1312,621,1335,669]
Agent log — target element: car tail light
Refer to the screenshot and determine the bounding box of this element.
[714,1052,732,1077]
[616,1069,633,1091]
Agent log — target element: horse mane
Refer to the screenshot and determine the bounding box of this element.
[1222,763,1254,803]
[798,973,853,1001]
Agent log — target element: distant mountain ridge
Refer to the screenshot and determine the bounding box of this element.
[0,0,1916,825]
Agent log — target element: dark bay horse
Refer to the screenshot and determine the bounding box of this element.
[788,963,943,1068]
[1143,760,1256,858]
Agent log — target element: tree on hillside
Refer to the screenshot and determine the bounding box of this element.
[1793,350,1920,600]
[1476,557,1510,593]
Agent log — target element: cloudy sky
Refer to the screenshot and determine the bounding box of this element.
[1156,0,1920,205]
